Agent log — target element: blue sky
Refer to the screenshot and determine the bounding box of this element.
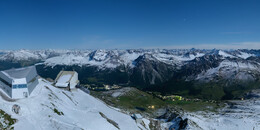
[0,0,260,50]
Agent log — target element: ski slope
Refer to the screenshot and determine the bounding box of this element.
[0,79,140,130]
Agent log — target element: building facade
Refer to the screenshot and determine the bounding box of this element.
[0,66,39,99]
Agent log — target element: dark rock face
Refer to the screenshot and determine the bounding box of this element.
[156,109,179,121]
[179,118,188,129]
[174,54,223,80]
[130,54,176,86]
[157,109,188,130]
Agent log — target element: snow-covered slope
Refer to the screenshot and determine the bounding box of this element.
[186,92,260,130]
[196,60,260,82]
[218,50,235,58]
[0,79,141,130]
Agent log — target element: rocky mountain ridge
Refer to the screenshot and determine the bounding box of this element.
[1,49,260,99]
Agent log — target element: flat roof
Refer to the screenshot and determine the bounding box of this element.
[55,71,77,87]
[56,74,71,87]
[1,66,36,79]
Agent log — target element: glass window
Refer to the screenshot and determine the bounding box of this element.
[12,85,17,89]
[13,84,27,89]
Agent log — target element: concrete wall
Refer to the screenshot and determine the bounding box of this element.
[0,81,12,98]
[12,87,29,99]
[8,77,38,99]
[136,119,143,124]
[0,72,12,84]
[54,71,63,83]
[27,77,39,95]
[25,67,38,83]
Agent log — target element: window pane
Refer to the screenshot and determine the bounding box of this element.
[13,84,27,89]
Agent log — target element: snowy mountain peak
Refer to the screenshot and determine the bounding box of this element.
[1,49,260,80]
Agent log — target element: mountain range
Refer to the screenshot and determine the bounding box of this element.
[1,49,260,100]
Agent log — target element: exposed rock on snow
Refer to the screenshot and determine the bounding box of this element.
[186,98,260,130]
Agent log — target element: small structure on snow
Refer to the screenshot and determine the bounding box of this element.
[54,71,79,90]
[133,114,143,123]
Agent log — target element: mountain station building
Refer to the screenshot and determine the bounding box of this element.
[0,66,39,99]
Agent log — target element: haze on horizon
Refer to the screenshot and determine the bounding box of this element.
[0,0,260,50]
